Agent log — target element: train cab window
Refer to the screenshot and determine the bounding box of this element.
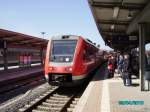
[50,40,77,62]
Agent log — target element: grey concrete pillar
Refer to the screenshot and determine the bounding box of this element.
[3,41,8,70]
[139,23,146,91]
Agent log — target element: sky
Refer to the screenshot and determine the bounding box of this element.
[0,0,111,50]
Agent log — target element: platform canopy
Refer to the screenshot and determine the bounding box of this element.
[0,29,48,49]
[88,0,150,51]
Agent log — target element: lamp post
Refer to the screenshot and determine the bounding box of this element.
[40,32,45,65]
[41,32,46,39]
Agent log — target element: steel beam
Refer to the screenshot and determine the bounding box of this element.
[9,38,33,43]
[91,2,144,10]
[97,19,129,25]
[101,29,126,35]
[0,35,17,39]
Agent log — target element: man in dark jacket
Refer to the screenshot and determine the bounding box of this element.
[122,54,132,86]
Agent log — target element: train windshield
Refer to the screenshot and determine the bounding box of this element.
[50,40,77,62]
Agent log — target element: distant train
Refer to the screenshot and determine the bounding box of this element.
[44,35,104,86]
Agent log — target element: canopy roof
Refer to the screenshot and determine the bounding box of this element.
[89,0,150,50]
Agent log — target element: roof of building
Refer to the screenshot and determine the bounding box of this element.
[0,29,48,49]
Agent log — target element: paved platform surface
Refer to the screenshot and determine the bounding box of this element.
[0,66,43,84]
[74,64,150,112]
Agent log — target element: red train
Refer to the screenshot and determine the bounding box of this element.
[44,35,104,86]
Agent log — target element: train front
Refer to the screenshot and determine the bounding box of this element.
[44,35,84,86]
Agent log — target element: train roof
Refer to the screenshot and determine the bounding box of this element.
[50,35,100,49]
[50,35,80,40]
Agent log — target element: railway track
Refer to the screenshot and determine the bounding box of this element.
[0,73,45,94]
[17,67,98,112]
[18,86,84,112]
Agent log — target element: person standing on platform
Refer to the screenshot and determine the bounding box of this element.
[117,53,124,75]
[122,54,132,86]
[147,52,150,65]
[107,55,114,78]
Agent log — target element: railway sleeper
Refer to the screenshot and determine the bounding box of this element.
[46,99,67,103]
[39,105,64,109]
[67,108,74,112]
[37,105,61,111]
[42,102,64,107]
[72,100,78,104]
[50,96,69,100]
[32,109,51,112]
[70,104,76,108]
[53,94,69,98]
[74,98,80,101]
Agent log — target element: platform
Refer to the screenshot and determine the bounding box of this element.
[74,64,150,112]
[0,66,43,85]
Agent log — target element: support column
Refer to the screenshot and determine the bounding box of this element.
[40,47,43,65]
[139,23,146,91]
[3,41,8,70]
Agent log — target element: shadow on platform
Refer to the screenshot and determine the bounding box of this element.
[92,63,108,81]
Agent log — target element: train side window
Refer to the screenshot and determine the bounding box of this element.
[83,48,90,60]
[83,50,87,60]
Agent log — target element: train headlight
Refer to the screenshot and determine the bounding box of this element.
[69,67,72,71]
[48,67,54,71]
[65,67,72,72]
[65,57,70,62]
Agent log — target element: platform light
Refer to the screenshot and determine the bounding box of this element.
[110,24,115,30]
[113,7,119,19]
[127,10,132,19]
[127,9,133,19]
[41,32,46,39]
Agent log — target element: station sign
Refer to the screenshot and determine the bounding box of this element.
[112,35,138,45]
[129,36,138,41]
